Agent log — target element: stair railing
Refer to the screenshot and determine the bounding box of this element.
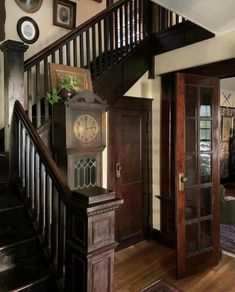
[11,100,122,291]
[153,3,186,32]
[12,100,71,288]
[24,0,149,129]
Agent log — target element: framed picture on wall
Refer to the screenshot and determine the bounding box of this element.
[15,0,43,13]
[222,116,233,141]
[53,0,76,29]
[17,17,39,44]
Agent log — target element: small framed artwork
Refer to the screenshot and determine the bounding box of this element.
[15,0,43,13]
[222,116,233,141]
[49,63,93,93]
[17,17,39,44]
[53,0,76,29]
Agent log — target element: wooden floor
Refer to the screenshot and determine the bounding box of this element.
[114,240,235,292]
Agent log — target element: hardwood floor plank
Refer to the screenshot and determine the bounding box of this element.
[114,240,235,292]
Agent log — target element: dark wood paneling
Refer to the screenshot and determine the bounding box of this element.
[94,39,151,103]
[153,22,214,55]
[108,97,152,249]
[182,58,235,79]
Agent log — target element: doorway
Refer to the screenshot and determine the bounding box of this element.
[219,77,235,256]
[160,73,220,278]
[108,96,152,249]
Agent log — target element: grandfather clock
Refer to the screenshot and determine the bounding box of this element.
[52,91,106,190]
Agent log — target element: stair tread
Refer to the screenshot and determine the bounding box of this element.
[0,208,35,248]
[0,240,51,292]
[0,183,22,210]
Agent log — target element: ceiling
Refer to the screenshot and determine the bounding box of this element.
[152,0,235,35]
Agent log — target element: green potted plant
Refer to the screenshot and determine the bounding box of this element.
[46,75,82,105]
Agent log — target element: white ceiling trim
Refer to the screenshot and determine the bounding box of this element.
[151,0,235,35]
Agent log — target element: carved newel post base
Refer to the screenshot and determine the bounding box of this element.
[65,186,123,292]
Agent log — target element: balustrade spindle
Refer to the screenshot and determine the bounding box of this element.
[104,16,109,69]
[124,3,128,51]
[98,21,103,75]
[92,25,97,79]
[73,38,78,67]
[66,42,71,66]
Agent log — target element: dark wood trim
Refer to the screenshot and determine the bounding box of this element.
[182,58,235,79]
[153,21,214,55]
[0,0,6,41]
[108,95,152,110]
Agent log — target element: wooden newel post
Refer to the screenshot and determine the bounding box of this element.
[65,186,123,292]
[0,40,28,151]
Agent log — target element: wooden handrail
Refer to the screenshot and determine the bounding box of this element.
[24,0,132,70]
[14,100,71,199]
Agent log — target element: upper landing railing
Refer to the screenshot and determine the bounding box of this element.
[23,0,149,128]
[1,0,186,143]
[22,0,185,129]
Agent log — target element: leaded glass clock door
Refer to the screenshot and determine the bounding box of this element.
[176,73,220,278]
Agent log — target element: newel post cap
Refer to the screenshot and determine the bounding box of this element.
[0,39,29,53]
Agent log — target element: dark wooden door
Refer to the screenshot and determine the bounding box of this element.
[176,73,220,278]
[108,98,151,249]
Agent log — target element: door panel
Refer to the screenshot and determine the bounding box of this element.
[108,106,147,248]
[176,73,220,278]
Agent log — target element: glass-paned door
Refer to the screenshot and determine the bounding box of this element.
[176,73,220,278]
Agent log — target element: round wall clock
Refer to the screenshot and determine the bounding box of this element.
[74,114,99,144]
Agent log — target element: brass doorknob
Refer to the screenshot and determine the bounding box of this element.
[116,162,122,178]
[181,176,188,183]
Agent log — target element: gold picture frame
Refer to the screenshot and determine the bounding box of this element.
[49,63,93,93]
[222,116,233,141]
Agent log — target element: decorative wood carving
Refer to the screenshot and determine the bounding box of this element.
[65,186,123,292]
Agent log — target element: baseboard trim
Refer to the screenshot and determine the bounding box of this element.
[151,228,175,248]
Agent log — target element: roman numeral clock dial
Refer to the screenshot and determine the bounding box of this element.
[74,114,99,144]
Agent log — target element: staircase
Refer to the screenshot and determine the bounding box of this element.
[0,158,54,291]
[0,0,216,291]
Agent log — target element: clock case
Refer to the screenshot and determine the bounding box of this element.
[52,92,107,189]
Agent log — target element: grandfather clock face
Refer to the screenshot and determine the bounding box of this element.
[74,114,99,144]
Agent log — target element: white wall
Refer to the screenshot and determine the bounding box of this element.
[125,73,161,230]
[2,0,106,59]
[0,0,106,129]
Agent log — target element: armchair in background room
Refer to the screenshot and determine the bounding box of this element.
[220,185,235,226]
